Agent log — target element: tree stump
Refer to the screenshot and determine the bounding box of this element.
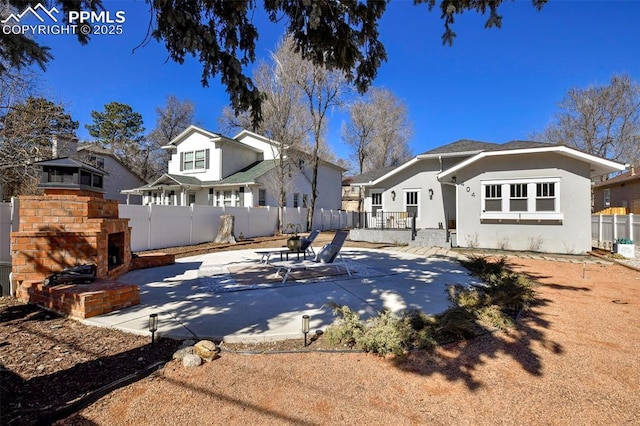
[214,215,237,244]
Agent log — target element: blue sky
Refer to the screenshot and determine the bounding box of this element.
[28,0,640,168]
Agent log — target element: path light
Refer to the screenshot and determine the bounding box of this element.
[149,313,158,345]
[302,315,310,347]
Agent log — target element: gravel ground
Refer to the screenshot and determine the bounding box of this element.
[54,256,639,425]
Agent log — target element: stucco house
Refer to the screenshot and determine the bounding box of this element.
[350,140,626,254]
[592,164,640,214]
[122,126,344,210]
[76,144,146,204]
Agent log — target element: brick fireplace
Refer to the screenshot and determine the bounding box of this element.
[11,158,140,318]
[11,189,133,283]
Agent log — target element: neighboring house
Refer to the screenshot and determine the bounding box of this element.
[76,145,146,204]
[593,164,640,214]
[342,177,359,211]
[122,126,344,210]
[351,139,626,254]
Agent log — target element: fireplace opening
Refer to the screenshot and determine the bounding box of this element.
[108,232,125,269]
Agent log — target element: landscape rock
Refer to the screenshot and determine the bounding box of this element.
[172,346,194,361]
[182,354,202,368]
[181,339,196,347]
[194,340,220,362]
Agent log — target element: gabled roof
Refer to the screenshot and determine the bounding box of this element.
[350,139,627,187]
[161,125,222,149]
[437,144,626,180]
[77,144,146,183]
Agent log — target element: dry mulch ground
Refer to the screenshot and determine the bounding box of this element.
[2,239,639,425]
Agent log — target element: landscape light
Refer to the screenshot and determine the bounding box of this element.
[149,313,158,345]
[302,315,310,347]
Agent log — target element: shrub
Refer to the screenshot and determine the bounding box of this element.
[324,256,536,355]
[476,305,513,330]
[357,310,413,356]
[433,306,478,342]
[324,304,364,347]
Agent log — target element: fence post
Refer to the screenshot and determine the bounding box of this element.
[147,204,152,251]
[189,204,194,245]
[598,214,603,247]
[613,214,618,242]
[629,213,634,243]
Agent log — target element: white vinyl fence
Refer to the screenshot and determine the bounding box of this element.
[120,204,353,252]
[0,201,354,258]
[591,214,639,249]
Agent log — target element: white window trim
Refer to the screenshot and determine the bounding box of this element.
[181,149,208,173]
[370,190,383,213]
[480,178,563,221]
[403,189,420,219]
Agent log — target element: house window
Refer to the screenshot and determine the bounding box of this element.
[536,182,555,211]
[405,190,419,218]
[293,193,300,208]
[481,178,562,221]
[302,194,308,208]
[169,190,175,206]
[509,183,528,211]
[89,154,105,169]
[371,192,383,215]
[604,188,611,207]
[484,184,502,212]
[183,151,194,170]
[188,193,196,205]
[223,190,232,206]
[258,189,266,206]
[238,187,245,207]
[208,188,214,206]
[181,149,209,171]
[195,150,206,169]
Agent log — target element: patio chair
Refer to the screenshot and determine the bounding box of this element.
[299,229,320,256]
[272,230,351,283]
[255,230,320,264]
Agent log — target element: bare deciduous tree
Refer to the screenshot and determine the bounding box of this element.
[0,96,78,198]
[289,41,347,230]
[342,87,413,175]
[219,37,313,232]
[533,73,640,167]
[147,95,197,179]
[342,87,413,210]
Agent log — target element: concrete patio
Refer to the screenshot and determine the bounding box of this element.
[83,247,479,342]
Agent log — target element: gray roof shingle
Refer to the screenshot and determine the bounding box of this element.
[218,160,279,185]
[420,139,498,155]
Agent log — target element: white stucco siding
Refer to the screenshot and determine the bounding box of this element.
[455,153,593,253]
[168,132,221,180]
[314,164,343,210]
[220,143,261,178]
[364,159,447,228]
[234,132,280,160]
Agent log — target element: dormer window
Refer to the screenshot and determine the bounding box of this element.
[89,154,105,169]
